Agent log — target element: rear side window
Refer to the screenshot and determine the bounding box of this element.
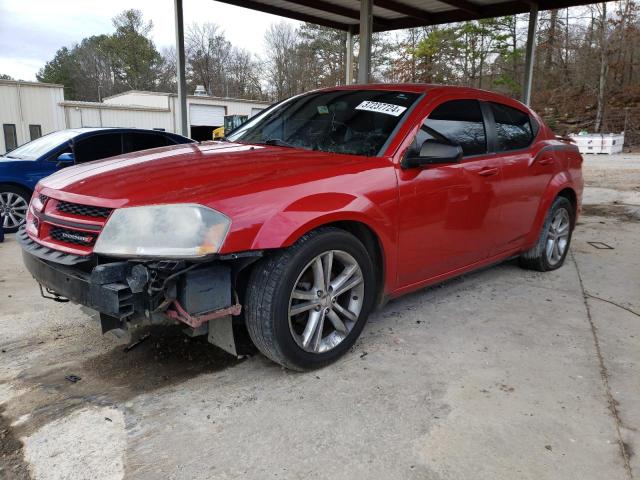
[123,133,168,153]
[489,102,534,151]
[424,100,487,156]
[74,133,122,163]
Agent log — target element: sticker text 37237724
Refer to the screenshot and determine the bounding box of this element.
[355,101,408,117]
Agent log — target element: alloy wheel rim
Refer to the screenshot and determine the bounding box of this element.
[546,208,571,266]
[0,192,28,229]
[288,250,364,354]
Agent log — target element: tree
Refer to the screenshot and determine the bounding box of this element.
[594,2,609,132]
[108,9,164,91]
[37,9,167,101]
[38,46,81,99]
[0,74,13,80]
[186,23,231,96]
[264,22,308,99]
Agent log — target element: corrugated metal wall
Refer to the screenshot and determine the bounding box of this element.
[0,81,65,151]
[0,82,271,152]
[63,104,173,131]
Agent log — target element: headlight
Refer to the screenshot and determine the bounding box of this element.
[94,204,230,258]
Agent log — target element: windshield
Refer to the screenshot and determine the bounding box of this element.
[4,130,79,160]
[227,90,420,156]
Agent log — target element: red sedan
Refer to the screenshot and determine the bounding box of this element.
[20,84,583,370]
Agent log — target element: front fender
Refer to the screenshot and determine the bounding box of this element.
[250,192,395,252]
[0,176,34,193]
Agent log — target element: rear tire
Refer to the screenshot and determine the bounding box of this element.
[0,186,31,233]
[520,196,574,272]
[245,227,375,370]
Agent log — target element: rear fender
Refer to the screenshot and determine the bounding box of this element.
[525,172,576,247]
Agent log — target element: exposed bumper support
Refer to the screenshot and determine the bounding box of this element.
[22,249,135,318]
[21,240,244,356]
[166,298,242,329]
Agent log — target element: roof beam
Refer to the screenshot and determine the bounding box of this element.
[377,0,552,31]
[213,0,352,30]
[373,0,433,22]
[436,0,481,15]
[290,0,392,28]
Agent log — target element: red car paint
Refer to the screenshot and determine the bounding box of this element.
[28,84,583,299]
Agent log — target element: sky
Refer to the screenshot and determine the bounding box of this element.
[0,0,299,81]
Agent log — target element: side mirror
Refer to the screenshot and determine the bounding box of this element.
[56,152,74,167]
[402,139,463,169]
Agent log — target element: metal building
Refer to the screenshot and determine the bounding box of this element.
[0,80,66,151]
[0,79,270,152]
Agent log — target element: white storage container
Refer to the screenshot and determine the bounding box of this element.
[569,133,624,155]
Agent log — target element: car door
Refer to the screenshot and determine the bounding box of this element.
[483,101,555,255]
[396,99,503,287]
[73,133,123,163]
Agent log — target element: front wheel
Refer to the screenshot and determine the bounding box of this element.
[520,196,574,272]
[0,186,30,233]
[245,227,376,370]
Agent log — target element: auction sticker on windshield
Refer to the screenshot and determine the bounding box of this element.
[355,101,407,117]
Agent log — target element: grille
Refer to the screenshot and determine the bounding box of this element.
[50,226,97,246]
[57,201,112,219]
[39,194,48,205]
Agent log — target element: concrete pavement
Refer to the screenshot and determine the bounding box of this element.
[0,154,638,480]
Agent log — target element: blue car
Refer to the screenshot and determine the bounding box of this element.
[0,127,194,233]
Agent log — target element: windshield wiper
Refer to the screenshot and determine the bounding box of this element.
[263,138,295,148]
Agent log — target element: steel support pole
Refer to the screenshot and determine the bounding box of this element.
[522,3,539,106]
[357,0,373,84]
[345,26,354,85]
[174,0,189,136]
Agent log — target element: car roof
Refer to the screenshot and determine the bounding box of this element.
[66,127,185,135]
[59,127,193,142]
[311,83,531,113]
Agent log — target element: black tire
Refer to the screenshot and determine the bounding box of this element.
[0,185,31,233]
[245,227,376,371]
[520,196,574,272]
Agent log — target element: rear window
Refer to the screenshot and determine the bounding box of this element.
[489,102,534,151]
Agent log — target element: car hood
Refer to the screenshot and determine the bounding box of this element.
[39,142,370,208]
[0,156,30,166]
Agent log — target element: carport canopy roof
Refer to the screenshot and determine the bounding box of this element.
[213,0,600,32]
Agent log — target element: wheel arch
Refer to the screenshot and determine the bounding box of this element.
[0,181,33,196]
[556,187,577,223]
[235,217,390,310]
[318,220,386,309]
[526,176,578,248]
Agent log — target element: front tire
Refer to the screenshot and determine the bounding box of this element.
[0,186,31,233]
[245,227,376,370]
[520,196,574,272]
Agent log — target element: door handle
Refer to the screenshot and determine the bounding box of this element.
[537,156,555,166]
[477,167,499,177]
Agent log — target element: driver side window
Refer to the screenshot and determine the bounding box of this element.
[413,99,487,157]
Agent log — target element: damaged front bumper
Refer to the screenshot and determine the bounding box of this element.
[19,228,247,355]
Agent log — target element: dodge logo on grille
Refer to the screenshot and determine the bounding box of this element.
[61,232,93,244]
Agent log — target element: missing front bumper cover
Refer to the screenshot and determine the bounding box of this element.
[23,248,244,355]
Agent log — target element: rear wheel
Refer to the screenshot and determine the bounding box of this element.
[0,186,30,233]
[520,196,574,272]
[245,227,375,370]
